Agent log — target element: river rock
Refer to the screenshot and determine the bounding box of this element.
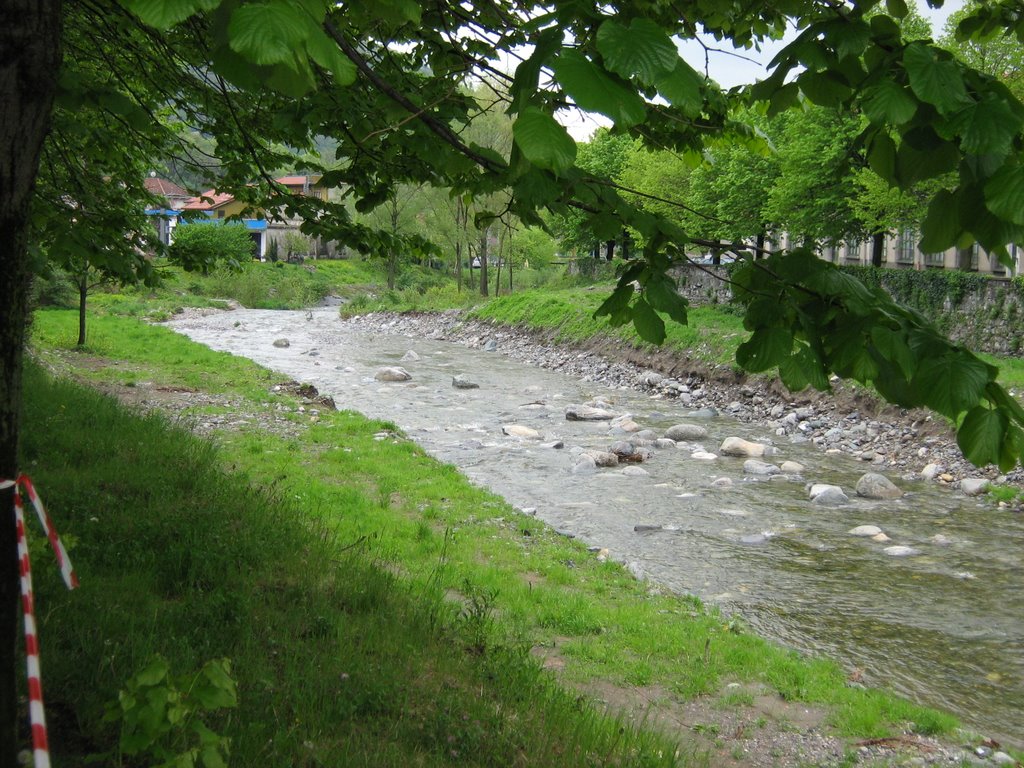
[712,477,733,488]
[582,449,619,467]
[993,752,1016,766]
[610,415,641,432]
[848,525,883,537]
[272,338,290,348]
[855,472,903,499]
[871,532,891,542]
[720,436,774,458]
[686,407,718,419]
[654,438,677,449]
[502,424,541,440]
[691,451,718,461]
[565,404,618,421]
[483,339,497,351]
[541,440,564,449]
[780,460,805,474]
[571,455,597,474]
[960,478,990,496]
[884,545,919,557]
[608,441,636,458]
[400,350,420,361]
[744,459,780,476]
[665,423,708,441]
[809,484,849,505]
[620,466,649,477]
[452,375,479,389]
[374,366,412,382]
[921,463,942,480]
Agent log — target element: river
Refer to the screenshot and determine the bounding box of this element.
[168,307,1024,745]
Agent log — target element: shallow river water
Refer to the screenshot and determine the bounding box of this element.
[169,307,1024,744]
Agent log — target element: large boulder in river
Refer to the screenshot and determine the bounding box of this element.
[855,472,903,499]
[452,375,479,389]
[720,436,773,458]
[565,404,619,421]
[272,338,290,348]
[665,423,708,441]
[743,459,780,476]
[374,366,412,382]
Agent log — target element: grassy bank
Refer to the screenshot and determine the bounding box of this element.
[22,309,967,766]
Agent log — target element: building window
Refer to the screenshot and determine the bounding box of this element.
[990,251,1007,274]
[923,250,944,268]
[970,242,981,271]
[845,240,860,263]
[217,210,225,219]
[896,229,916,265]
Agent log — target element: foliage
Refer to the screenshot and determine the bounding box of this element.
[843,264,992,311]
[168,223,253,272]
[99,656,237,768]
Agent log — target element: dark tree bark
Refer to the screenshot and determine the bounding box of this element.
[478,227,489,297]
[77,278,88,346]
[872,231,885,267]
[0,1,62,760]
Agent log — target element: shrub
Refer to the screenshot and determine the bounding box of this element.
[169,222,254,272]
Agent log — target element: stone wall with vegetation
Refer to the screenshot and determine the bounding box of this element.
[675,264,1024,357]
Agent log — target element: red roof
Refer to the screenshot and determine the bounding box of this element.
[182,190,236,210]
[144,177,188,198]
[275,175,322,187]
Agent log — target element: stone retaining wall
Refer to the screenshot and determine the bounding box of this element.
[674,264,1024,357]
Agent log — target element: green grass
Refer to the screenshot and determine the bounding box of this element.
[466,288,748,367]
[23,308,971,767]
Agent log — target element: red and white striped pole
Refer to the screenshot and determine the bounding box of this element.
[3,475,78,768]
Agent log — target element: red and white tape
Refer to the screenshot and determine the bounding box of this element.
[3,474,78,768]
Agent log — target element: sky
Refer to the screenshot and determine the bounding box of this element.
[561,0,966,139]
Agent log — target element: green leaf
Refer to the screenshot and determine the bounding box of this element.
[913,353,993,419]
[594,283,635,324]
[870,326,917,379]
[949,97,1020,156]
[798,71,852,108]
[631,296,666,343]
[655,61,704,116]
[919,189,961,253]
[903,42,971,114]
[122,0,218,28]
[1000,424,1024,472]
[550,50,647,128]
[957,406,1007,467]
[984,165,1024,225]
[867,132,898,184]
[512,108,577,175]
[645,276,688,325]
[136,657,170,687]
[886,0,909,18]
[304,27,356,84]
[861,80,917,125]
[896,136,958,186]
[229,2,310,66]
[596,18,679,85]
[736,328,794,373]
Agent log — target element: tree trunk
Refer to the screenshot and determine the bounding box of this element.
[0,1,62,760]
[872,231,884,267]
[77,277,88,346]
[604,239,614,261]
[478,228,489,297]
[756,231,766,259]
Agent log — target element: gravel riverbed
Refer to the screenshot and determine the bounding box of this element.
[343,309,1024,499]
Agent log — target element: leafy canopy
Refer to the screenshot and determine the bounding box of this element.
[105,0,1024,467]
